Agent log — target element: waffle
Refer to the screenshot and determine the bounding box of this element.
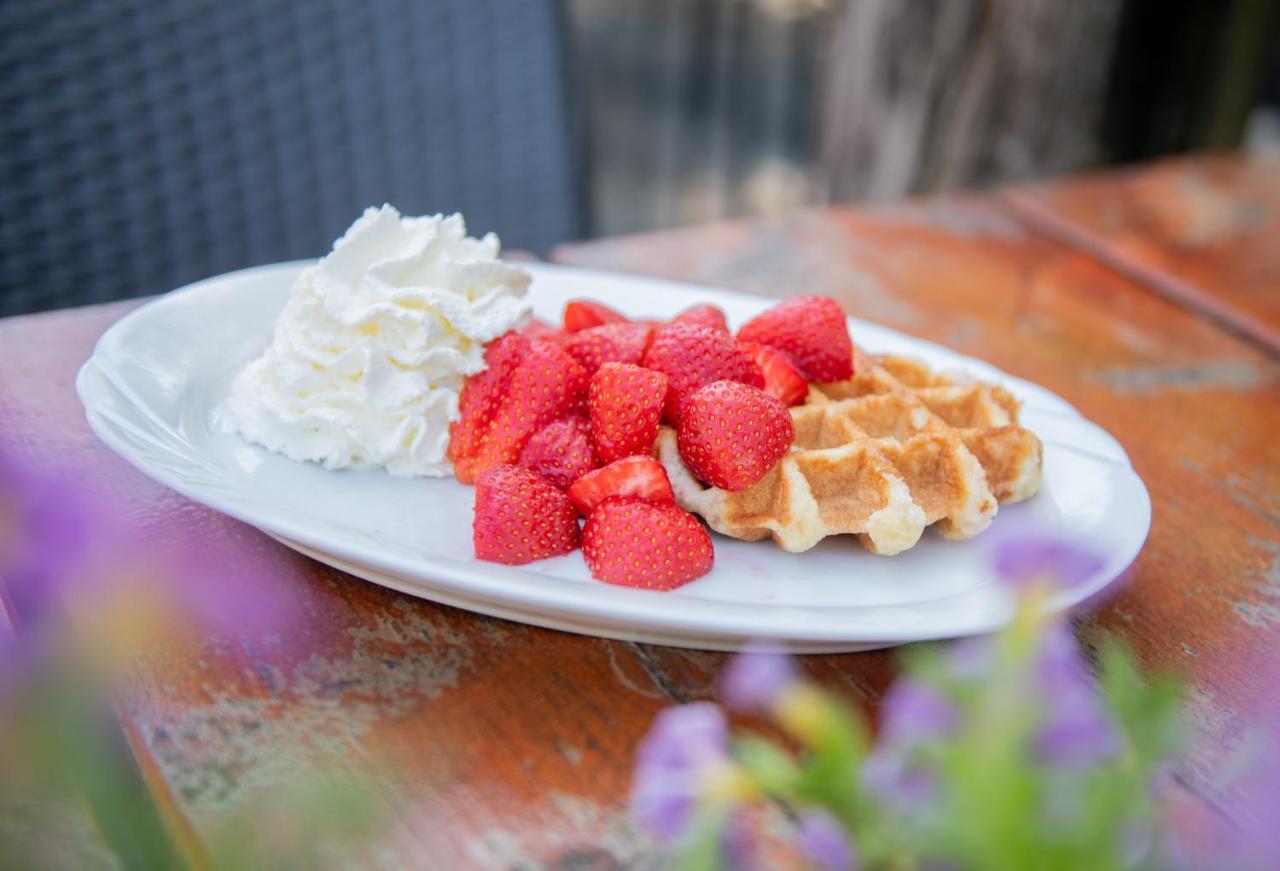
[656,354,1042,555]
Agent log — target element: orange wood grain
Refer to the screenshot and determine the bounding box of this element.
[1003,153,1280,355]
[553,191,1280,824]
[0,303,680,866]
[3,165,1276,864]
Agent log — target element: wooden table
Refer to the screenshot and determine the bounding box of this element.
[2,152,1276,865]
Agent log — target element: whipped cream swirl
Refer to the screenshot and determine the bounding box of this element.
[217,205,531,476]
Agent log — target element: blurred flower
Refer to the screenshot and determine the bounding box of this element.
[991,529,1104,593]
[1033,623,1119,766]
[631,702,735,843]
[860,679,956,814]
[1233,737,1280,870]
[721,641,796,712]
[721,810,757,870]
[169,538,304,642]
[880,680,957,745]
[1186,673,1280,870]
[861,745,938,813]
[942,635,996,682]
[0,449,93,628]
[796,809,858,871]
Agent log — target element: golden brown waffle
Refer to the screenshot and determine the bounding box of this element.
[656,354,1042,555]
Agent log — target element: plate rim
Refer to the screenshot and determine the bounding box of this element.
[76,260,1152,646]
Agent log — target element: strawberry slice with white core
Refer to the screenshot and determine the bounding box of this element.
[567,456,675,516]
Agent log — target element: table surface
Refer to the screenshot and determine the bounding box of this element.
[1,152,1277,866]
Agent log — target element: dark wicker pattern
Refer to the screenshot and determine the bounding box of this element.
[0,0,580,315]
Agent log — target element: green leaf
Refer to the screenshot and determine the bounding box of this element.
[674,806,731,871]
[733,735,803,799]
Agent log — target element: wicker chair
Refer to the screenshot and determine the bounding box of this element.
[0,0,581,315]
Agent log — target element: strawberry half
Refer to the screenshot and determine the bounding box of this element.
[517,416,597,489]
[589,362,667,464]
[567,456,674,516]
[642,323,764,424]
[564,322,656,374]
[741,341,808,406]
[677,380,795,491]
[448,332,530,481]
[671,304,729,333]
[564,300,627,332]
[473,465,580,565]
[582,498,714,589]
[449,337,589,483]
[737,296,854,382]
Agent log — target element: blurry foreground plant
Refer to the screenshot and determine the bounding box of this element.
[0,451,389,869]
[631,532,1185,870]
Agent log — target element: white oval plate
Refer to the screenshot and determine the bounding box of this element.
[77,262,1150,652]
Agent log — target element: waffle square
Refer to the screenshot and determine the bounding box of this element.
[656,354,1043,555]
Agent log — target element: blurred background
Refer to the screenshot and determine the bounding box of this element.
[2,0,1278,316]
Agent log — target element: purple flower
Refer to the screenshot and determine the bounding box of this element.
[721,811,757,870]
[991,529,1104,593]
[0,451,93,628]
[720,641,796,712]
[880,679,957,746]
[165,534,304,641]
[861,679,955,813]
[796,810,859,871]
[861,745,938,812]
[942,635,996,682]
[631,702,731,843]
[0,445,301,667]
[1032,623,1119,766]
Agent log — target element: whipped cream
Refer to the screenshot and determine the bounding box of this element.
[217,205,531,476]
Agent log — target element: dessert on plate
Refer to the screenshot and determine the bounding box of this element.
[220,207,1042,593]
[447,292,1044,589]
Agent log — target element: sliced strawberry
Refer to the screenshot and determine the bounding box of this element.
[582,498,713,589]
[521,318,570,346]
[517,417,597,489]
[740,341,808,406]
[642,323,764,424]
[473,465,580,565]
[567,456,674,516]
[564,322,656,374]
[449,338,589,483]
[564,300,627,332]
[677,380,794,491]
[671,304,729,333]
[737,296,854,382]
[589,362,667,464]
[448,332,530,479]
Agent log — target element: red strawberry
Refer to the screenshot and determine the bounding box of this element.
[671,304,729,333]
[521,318,569,346]
[642,323,764,424]
[473,465,580,565]
[567,456,674,516]
[741,341,808,406]
[564,322,656,374]
[449,337,589,483]
[517,417,597,489]
[737,296,854,382]
[588,362,667,464]
[564,300,627,332]
[677,380,794,491]
[582,498,714,589]
[448,332,530,480]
